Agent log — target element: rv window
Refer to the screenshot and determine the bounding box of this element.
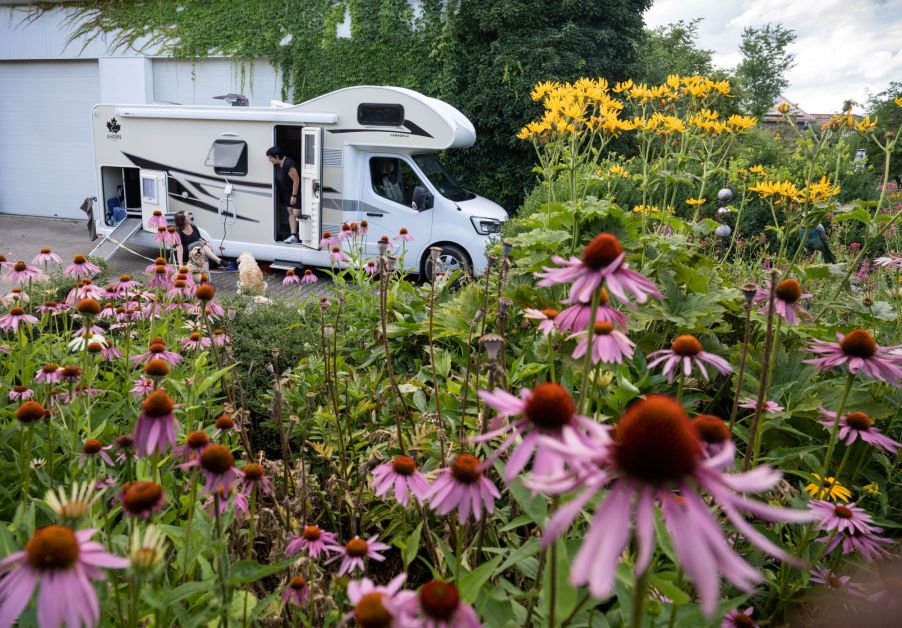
[141,176,157,203]
[358,103,404,127]
[369,157,427,209]
[205,139,248,176]
[304,134,315,166]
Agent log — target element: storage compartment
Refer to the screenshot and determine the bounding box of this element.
[101,166,142,226]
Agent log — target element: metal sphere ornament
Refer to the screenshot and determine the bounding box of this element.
[717,187,734,203]
[715,223,732,238]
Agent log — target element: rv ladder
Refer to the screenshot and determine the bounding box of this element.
[88,217,143,262]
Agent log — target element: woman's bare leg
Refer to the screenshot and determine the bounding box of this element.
[201,246,222,265]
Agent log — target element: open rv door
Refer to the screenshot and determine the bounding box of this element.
[301,127,323,248]
[139,170,168,233]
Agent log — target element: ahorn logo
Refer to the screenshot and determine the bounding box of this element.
[106,117,122,140]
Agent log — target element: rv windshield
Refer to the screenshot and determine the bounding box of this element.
[412,154,476,202]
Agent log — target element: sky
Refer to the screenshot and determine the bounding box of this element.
[644,0,902,114]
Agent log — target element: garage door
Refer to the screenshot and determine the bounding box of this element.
[0,60,99,219]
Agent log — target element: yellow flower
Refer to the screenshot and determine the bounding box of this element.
[804,474,852,503]
[777,102,791,114]
[711,79,731,96]
[855,115,877,132]
[749,180,801,203]
[662,115,686,134]
[749,164,767,176]
[895,96,902,108]
[632,204,660,215]
[728,114,757,131]
[801,176,841,203]
[516,126,532,140]
[530,80,559,102]
[612,79,634,93]
[862,483,880,496]
[685,198,706,206]
[608,164,630,178]
[666,74,681,89]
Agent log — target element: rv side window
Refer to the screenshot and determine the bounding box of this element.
[358,103,404,127]
[205,139,248,176]
[369,157,428,209]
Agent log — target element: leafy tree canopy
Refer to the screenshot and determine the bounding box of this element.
[632,18,714,85]
[735,23,797,117]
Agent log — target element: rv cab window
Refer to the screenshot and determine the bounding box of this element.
[369,157,428,209]
[205,139,248,176]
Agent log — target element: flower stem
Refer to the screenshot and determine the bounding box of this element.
[632,568,649,628]
[743,270,778,471]
[729,298,754,429]
[21,424,34,499]
[577,289,602,415]
[180,469,200,582]
[247,483,257,560]
[819,373,855,481]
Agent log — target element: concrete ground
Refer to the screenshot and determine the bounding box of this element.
[0,214,332,300]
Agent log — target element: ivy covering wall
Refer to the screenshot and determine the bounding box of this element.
[47,0,650,208]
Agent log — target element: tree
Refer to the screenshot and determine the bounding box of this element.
[632,19,714,85]
[735,23,796,117]
[865,81,902,183]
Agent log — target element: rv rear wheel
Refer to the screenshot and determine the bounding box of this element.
[423,244,470,282]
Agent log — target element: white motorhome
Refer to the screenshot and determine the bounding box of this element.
[90,86,507,275]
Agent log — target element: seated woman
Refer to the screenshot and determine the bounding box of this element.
[173,211,236,270]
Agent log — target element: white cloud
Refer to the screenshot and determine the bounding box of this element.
[644,0,902,113]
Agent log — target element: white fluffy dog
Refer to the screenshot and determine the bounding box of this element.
[236,251,266,296]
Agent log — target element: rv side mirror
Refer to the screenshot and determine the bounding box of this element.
[425,191,434,210]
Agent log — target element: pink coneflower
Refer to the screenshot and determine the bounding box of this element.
[529,394,814,616]
[805,328,902,386]
[134,389,177,456]
[147,210,167,230]
[693,414,733,461]
[816,523,895,561]
[174,430,211,463]
[571,321,635,365]
[477,383,602,483]
[328,535,390,576]
[148,264,171,289]
[110,274,141,295]
[64,254,99,279]
[194,299,225,319]
[212,328,231,346]
[213,414,242,437]
[57,384,104,404]
[722,607,758,628]
[319,231,337,249]
[203,487,249,520]
[755,278,812,325]
[8,385,33,401]
[240,463,272,496]
[811,500,881,537]
[346,574,409,626]
[0,525,128,627]
[301,268,318,284]
[0,306,38,332]
[32,248,62,266]
[394,227,414,242]
[285,525,339,560]
[554,288,630,334]
[523,308,559,335]
[166,279,193,300]
[329,245,348,263]
[35,363,61,384]
[359,220,369,236]
[425,454,500,523]
[647,334,733,383]
[6,261,44,284]
[282,269,301,285]
[119,481,166,519]
[399,580,481,628]
[364,259,379,276]
[371,455,430,506]
[181,331,212,351]
[283,575,310,608]
[72,324,104,338]
[131,376,154,397]
[536,232,662,305]
[338,223,353,241]
[153,226,167,245]
[98,301,117,319]
[180,444,242,495]
[165,227,183,246]
[59,365,82,383]
[36,300,62,316]
[144,257,169,274]
[101,345,123,362]
[1,288,29,305]
[816,407,899,454]
[131,341,183,366]
[738,399,784,414]
[810,565,853,591]
[875,254,902,269]
[80,438,115,465]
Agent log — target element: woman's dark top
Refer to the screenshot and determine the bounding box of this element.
[178,226,202,263]
[275,156,299,205]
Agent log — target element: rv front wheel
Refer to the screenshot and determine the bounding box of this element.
[423,244,470,281]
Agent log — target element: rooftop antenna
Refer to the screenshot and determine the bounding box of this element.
[213,93,249,107]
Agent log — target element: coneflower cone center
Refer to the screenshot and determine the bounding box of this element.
[187,431,210,449]
[26,526,80,571]
[40,248,52,254]
[732,614,756,628]
[346,538,368,557]
[16,401,45,423]
[450,454,483,484]
[142,390,174,417]
[525,383,576,430]
[302,526,322,541]
[200,445,234,475]
[671,335,702,356]
[834,505,853,519]
[693,415,730,443]
[215,415,235,430]
[845,411,873,430]
[83,439,103,454]
[190,332,202,341]
[290,575,307,589]
[827,575,844,589]
[14,261,27,271]
[582,233,623,269]
[123,482,163,512]
[73,255,87,264]
[10,306,25,316]
[541,308,559,319]
[775,278,802,303]
[391,455,417,476]
[356,593,391,628]
[419,581,460,620]
[594,321,615,335]
[243,463,264,480]
[145,359,169,378]
[840,329,877,358]
[42,364,58,374]
[614,395,700,483]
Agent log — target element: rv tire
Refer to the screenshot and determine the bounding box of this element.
[422,243,470,282]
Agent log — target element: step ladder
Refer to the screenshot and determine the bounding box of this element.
[88,217,143,261]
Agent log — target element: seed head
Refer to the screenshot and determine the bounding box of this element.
[122,481,164,516]
[242,463,265,481]
[671,335,702,356]
[775,278,802,303]
[25,525,80,571]
[200,444,234,475]
[450,454,482,484]
[76,299,101,315]
[840,329,877,358]
[582,233,624,269]
[16,400,46,423]
[195,284,216,302]
[693,415,730,443]
[391,455,417,476]
[345,537,369,557]
[82,438,103,454]
[141,389,174,418]
[419,580,461,620]
[844,411,873,431]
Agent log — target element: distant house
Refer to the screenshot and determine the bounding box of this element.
[760,94,858,134]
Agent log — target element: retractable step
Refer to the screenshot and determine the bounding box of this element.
[268,259,302,271]
[88,217,143,261]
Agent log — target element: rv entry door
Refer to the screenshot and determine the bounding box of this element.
[139,170,168,233]
[301,127,323,248]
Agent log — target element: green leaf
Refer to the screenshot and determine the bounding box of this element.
[459,555,502,604]
[227,559,293,586]
[832,207,871,225]
[403,521,423,569]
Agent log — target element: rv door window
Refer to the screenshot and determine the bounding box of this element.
[205,139,248,176]
[369,157,427,209]
[141,176,157,203]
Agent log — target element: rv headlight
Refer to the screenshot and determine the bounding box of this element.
[471,217,502,235]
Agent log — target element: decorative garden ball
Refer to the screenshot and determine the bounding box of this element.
[715,223,732,238]
[717,206,731,215]
[717,188,734,203]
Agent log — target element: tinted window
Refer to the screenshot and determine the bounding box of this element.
[358,103,404,126]
[413,154,476,202]
[369,157,428,208]
[304,134,315,166]
[206,139,248,176]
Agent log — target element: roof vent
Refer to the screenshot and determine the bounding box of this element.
[213,94,249,107]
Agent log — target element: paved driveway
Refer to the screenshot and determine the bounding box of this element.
[0,215,332,300]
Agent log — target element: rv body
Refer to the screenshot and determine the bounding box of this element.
[91,86,506,274]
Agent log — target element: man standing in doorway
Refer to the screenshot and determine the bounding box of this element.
[266,146,302,243]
